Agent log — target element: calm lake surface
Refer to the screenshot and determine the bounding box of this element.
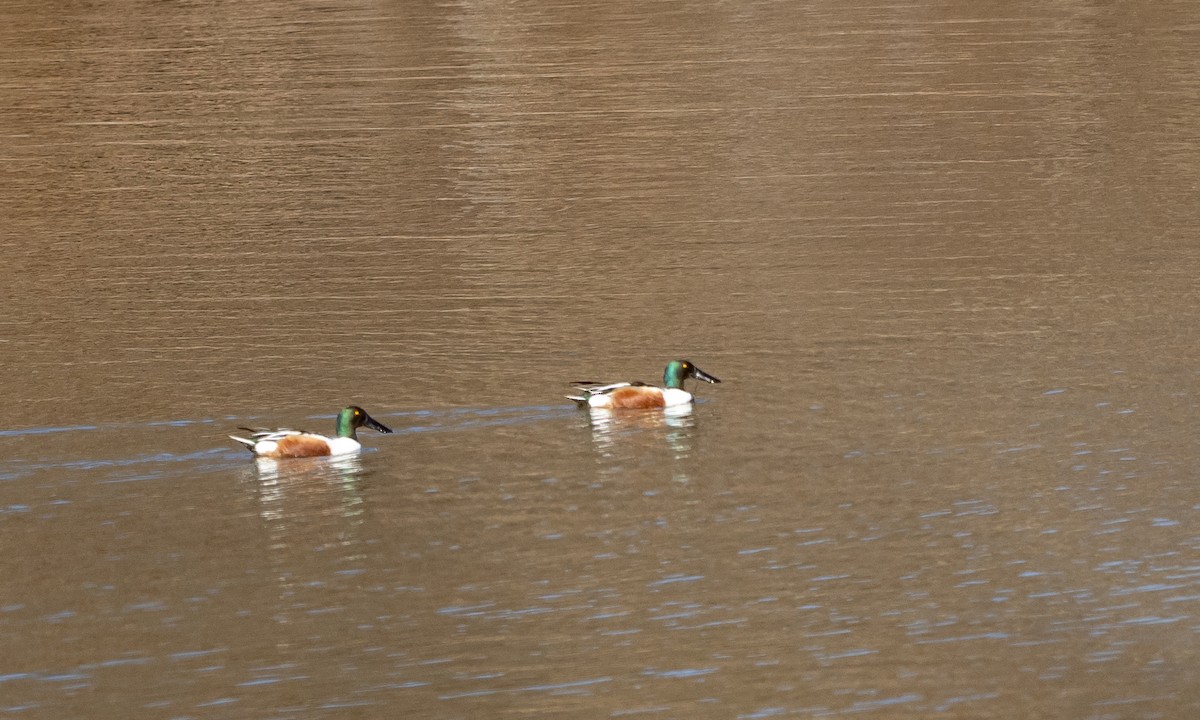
[2,1,1199,717]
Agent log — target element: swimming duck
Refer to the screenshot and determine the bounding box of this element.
[229,406,392,458]
[567,359,721,409]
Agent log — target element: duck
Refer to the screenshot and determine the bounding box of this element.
[567,359,721,409]
[229,406,393,459]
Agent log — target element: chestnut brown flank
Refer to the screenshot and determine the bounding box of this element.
[273,435,333,458]
[609,386,666,409]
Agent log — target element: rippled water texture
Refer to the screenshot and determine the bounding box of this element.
[2,1,1199,717]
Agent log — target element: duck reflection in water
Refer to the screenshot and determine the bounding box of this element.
[242,453,374,625]
[583,403,696,463]
[249,454,368,523]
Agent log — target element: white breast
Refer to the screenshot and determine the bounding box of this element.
[660,388,695,407]
[325,437,363,455]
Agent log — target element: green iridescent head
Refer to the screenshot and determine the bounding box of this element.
[663,360,721,389]
[335,406,394,439]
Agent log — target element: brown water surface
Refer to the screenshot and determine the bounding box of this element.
[2,1,1199,717]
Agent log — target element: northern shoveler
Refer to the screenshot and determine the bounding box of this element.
[229,406,393,458]
[567,359,721,409]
